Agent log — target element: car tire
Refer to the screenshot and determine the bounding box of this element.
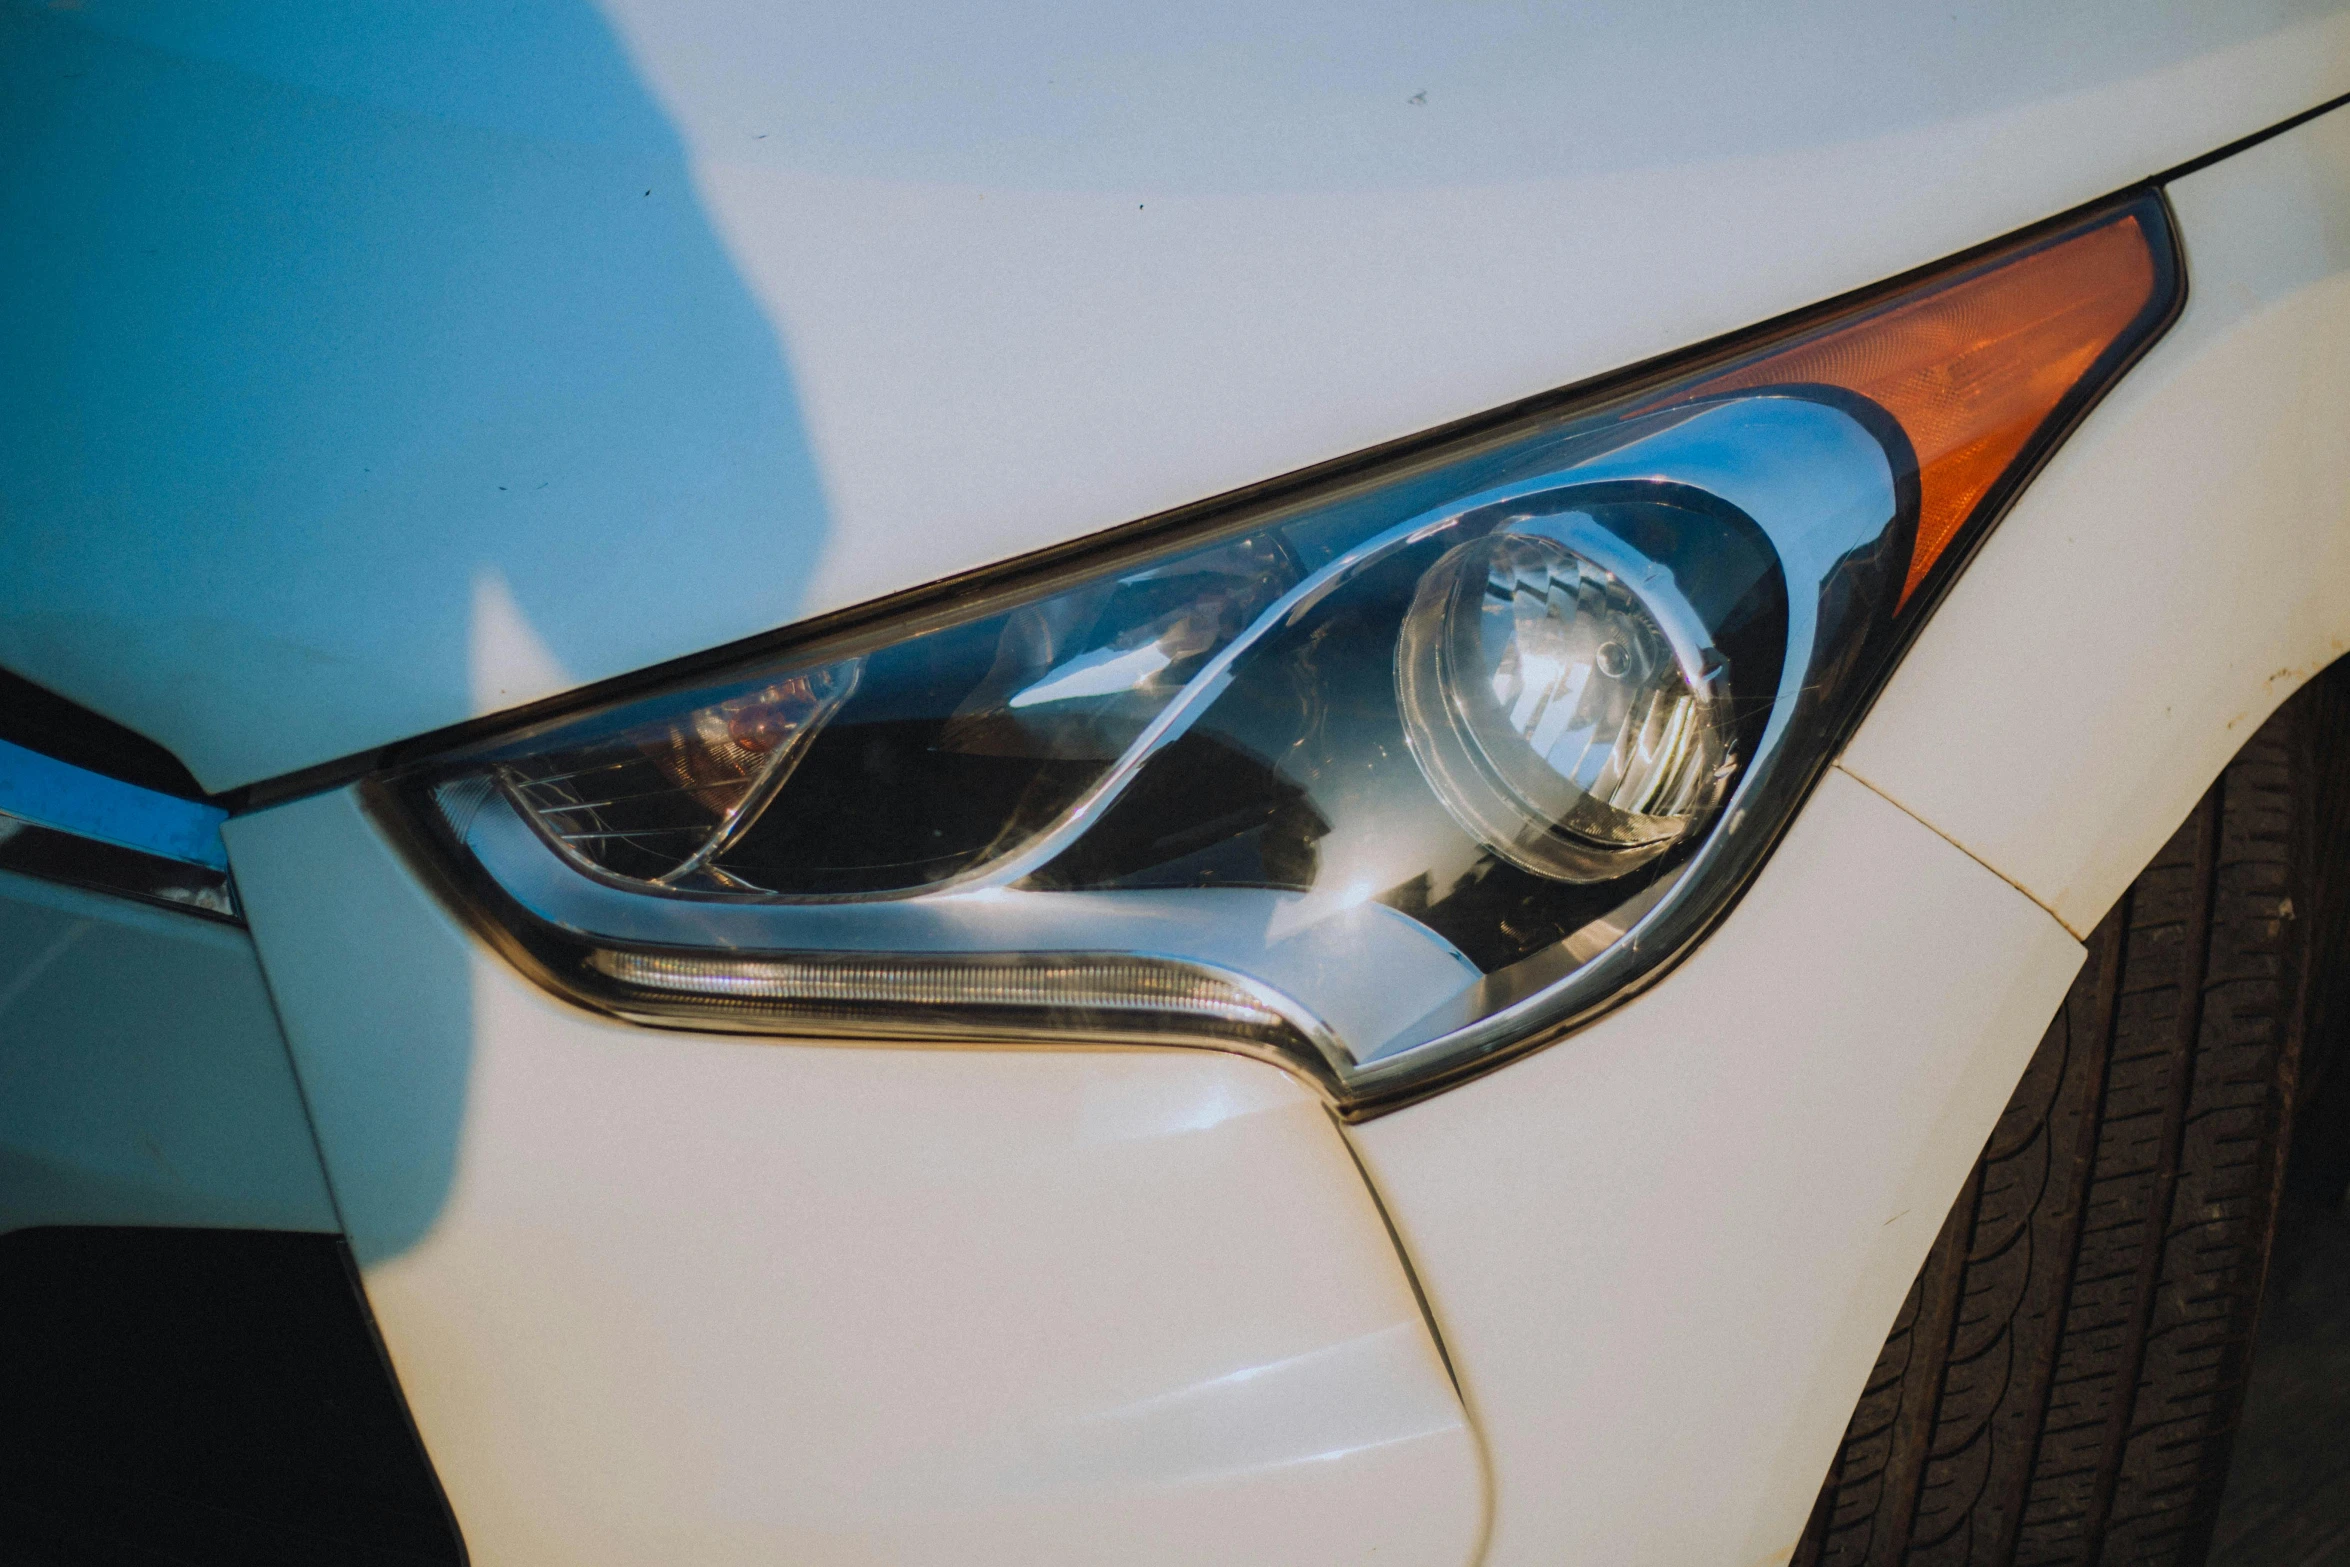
[1793,669,2350,1567]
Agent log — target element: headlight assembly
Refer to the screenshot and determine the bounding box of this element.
[375,193,2180,1115]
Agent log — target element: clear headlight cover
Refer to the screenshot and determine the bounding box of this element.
[378,193,2180,1114]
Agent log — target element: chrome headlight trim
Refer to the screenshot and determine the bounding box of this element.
[366,192,2183,1116]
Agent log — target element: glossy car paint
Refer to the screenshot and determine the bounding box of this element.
[7,4,2350,1565]
[1844,107,2350,939]
[226,789,1488,1567]
[1350,770,2082,1566]
[3,1,2346,788]
[1342,104,2350,1565]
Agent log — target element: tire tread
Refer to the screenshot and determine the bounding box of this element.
[1792,700,2314,1567]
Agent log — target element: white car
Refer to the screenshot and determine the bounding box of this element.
[5,4,2350,1564]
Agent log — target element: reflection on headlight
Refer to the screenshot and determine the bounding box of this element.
[377,193,2179,1114]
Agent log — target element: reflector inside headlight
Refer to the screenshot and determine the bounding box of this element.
[377,193,2179,1114]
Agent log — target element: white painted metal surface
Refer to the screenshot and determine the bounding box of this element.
[1320,101,2350,1567]
[5,2,2346,789]
[1842,102,2350,937]
[225,789,1487,1567]
[0,869,337,1235]
[14,11,2350,1565]
[1345,769,2084,1567]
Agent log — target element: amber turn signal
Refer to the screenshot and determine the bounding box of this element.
[1687,197,2174,602]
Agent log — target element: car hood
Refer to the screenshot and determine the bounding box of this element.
[6,0,2347,793]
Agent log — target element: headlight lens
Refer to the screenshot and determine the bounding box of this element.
[378,193,2179,1114]
[1398,526,1735,882]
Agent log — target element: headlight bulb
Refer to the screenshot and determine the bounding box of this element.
[1396,525,1735,883]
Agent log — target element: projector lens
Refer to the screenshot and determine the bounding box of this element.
[1397,528,1734,882]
